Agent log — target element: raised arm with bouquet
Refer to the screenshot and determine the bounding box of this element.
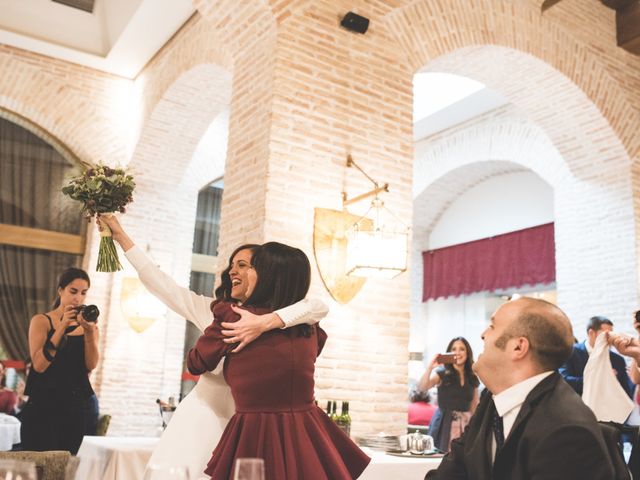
[62,163,135,272]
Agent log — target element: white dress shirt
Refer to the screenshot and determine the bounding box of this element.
[491,371,554,460]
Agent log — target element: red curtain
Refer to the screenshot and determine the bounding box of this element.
[422,223,555,301]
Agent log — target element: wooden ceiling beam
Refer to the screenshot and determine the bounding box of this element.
[617,1,640,54]
[601,0,636,9]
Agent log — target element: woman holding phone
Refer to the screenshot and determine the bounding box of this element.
[418,336,479,451]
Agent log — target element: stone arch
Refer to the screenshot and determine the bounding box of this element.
[137,14,234,126]
[385,0,639,158]
[95,62,233,435]
[387,4,640,326]
[419,46,631,184]
[413,106,636,330]
[0,59,128,166]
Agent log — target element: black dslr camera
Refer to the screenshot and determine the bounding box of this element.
[75,304,100,323]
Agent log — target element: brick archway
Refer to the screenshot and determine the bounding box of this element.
[0,59,129,166]
[385,0,639,158]
[96,61,233,435]
[413,105,636,331]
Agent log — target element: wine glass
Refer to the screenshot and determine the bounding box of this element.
[0,459,37,480]
[233,458,265,480]
[143,464,190,480]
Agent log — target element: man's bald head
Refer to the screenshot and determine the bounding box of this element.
[495,297,574,372]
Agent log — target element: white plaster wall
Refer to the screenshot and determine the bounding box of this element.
[428,171,554,250]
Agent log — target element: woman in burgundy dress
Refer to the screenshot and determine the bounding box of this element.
[188,242,370,479]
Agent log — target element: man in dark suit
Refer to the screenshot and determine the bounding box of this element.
[426,297,615,480]
[559,315,634,397]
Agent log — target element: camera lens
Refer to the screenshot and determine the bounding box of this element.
[82,305,100,323]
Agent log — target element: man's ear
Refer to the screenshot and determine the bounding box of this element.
[510,337,530,360]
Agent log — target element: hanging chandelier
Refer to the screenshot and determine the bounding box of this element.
[342,156,409,279]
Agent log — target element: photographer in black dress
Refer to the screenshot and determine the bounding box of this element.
[20,268,99,454]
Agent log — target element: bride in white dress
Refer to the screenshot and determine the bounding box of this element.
[99,215,328,479]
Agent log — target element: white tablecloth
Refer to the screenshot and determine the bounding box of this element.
[76,436,157,480]
[76,437,441,480]
[360,447,441,480]
[0,413,20,451]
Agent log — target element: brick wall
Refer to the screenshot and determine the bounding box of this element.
[263,0,414,436]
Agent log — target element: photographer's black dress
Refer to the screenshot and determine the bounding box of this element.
[21,314,94,454]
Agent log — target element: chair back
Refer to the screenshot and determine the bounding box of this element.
[0,451,70,480]
[598,421,635,480]
[95,413,111,436]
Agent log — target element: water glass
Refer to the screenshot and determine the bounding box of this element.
[143,464,190,480]
[233,458,265,480]
[0,459,37,480]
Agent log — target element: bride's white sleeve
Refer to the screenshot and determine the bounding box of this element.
[275,298,329,328]
[124,245,213,332]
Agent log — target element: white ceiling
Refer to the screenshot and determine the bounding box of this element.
[0,0,195,79]
[413,72,509,141]
[1,5,507,133]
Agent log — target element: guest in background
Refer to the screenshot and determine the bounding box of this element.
[559,315,634,397]
[14,378,27,415]
[0,363,18,415]
[624,311,640,388]
[408,389,437,428]
[20,268,99,454]
[418,337,479,451]
[427,297,615,480]
[14,360,30,416]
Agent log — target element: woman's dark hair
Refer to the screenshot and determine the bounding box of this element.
[244,242,312,336]
[442,336,479,388]
[53,267,91,308]
[214,244,260,301]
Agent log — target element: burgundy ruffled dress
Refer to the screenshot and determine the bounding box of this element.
[187,301,370,480]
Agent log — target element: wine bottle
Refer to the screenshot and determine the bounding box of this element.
[330,400,338,421]
[337,401,351,436]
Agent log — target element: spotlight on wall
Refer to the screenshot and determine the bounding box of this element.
[340,11,370,34]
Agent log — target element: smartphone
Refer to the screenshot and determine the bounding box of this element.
[436,353,457,364]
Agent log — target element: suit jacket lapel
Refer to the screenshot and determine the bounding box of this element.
[465,393,494,480]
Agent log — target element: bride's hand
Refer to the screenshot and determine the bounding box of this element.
[96,213,134,250]
[221,305,282,353]
[96,213,123,236]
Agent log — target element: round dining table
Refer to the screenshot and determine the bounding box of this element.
[0,413,20,451]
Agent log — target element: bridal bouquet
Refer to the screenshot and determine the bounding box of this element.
[62,164,135,272]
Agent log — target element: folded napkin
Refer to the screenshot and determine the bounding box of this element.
[582,332,634,423]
